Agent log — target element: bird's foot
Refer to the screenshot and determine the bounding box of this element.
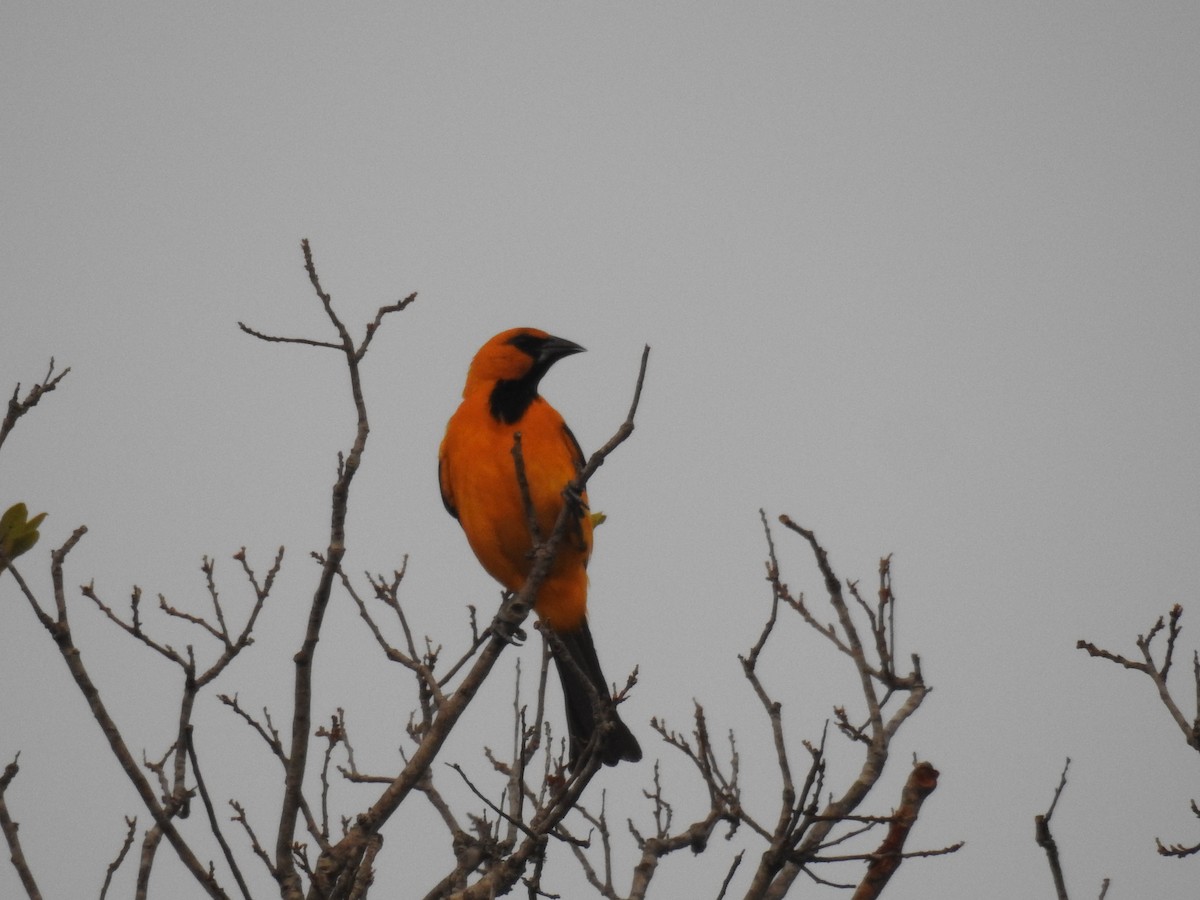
[562,482,588,515]
[488,621,527,646]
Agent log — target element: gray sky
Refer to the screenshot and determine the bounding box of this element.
[3,3,1198,898]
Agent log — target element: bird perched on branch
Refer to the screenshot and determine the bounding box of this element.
[439,327,642,768]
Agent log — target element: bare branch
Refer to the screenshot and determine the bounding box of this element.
[851,760,942,899]
[135,826,164,900]
[715,850,745,900]
[270,238,410,898]
[17,529,231,898]
[1035,758,1072,900]
[230,800,277,879]
[357,293,418,362]
[624,757,737,898]
[186,726,253,900]
[220,695,285,759]
[1080,606,1200,864]
[237,321,341,351]
[0,756,43,900]
[316,712,346,841]
[716,518,937,899]
[1156,837,1200,858]
[512,432,543,548]
[0,359,70,455]
[82,583,185,664]
[778,516,883,735]
[99,817,138,900]
[1078,605,1200,752]
[340,563,448,714]
[1157,798,1200,858]
[216,694,328,855]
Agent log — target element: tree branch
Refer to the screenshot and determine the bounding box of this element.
[1078,605,1200,751]
[98,816,137,900]
[13,529,231,898]
[239,239,416,898]
[851,760,941,899]
[0,359,69,456]
[1035,758,1072,900]
[0,756,42,900]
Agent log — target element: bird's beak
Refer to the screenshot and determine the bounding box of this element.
[539,335,586,364]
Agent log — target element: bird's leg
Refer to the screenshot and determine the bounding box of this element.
[488,591,529,645]
[562,482,588,516]
[562,483,589,552]
[488,621,528,646]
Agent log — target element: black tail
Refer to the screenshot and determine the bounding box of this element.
[550,621,642,769]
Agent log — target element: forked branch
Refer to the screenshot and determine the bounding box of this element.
[580,515,949,900]
[1079,605,1200,865]
[0,359,70,455]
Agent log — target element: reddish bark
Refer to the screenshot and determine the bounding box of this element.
[852,761,940,900]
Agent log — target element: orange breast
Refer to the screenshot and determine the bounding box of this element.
[440,392,592,631]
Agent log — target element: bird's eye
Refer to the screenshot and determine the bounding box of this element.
[506,332,544,357]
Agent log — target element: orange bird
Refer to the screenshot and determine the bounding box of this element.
[439,328,642,767]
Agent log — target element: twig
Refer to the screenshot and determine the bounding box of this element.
[316,711,346,840]
[217,694,328,853]
[0,755,43,900]
[1078,605,1200,751]
[15,528,230,899]
[1157,809,1200,859]
[779,516,884,734]
[715,850,745,900]
[186,726,253,900]
[732,518,934,898]
[220,695,285,758]
[341,565,447,710]
[448,762,537,841]
[620,720,742,899]
[0,359,70,455]
[236,322,341,351]
[99,817,138,900]
[82,583,185,664]
[244,239,414,899]
[1035,758,1072,900]
[230,800,277,878]
[1081,606,1200,863]
[512,433,543,547]
[449,751,604,900]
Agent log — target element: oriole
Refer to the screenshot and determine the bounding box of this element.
[439,328,642,767]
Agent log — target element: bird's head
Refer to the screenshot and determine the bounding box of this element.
[464,327,585,392]
[463,328,586,423]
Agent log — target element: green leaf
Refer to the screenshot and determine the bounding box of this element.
[0,502,47,571]
[0,502,26,535]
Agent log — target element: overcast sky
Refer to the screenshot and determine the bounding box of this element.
[3,4,1199,898]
